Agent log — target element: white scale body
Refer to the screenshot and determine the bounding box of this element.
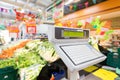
[48,26,106,80]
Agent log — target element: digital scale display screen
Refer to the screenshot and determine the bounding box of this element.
[55,27,89,39]
[63,30,84,37]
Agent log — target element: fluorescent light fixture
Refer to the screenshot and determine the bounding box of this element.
[74,0,80,3]
[0,1,18,8]
[21,9,25,13]
[38,9,42,12]
[65,0,73,5]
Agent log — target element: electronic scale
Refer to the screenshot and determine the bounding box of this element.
[48,26,106,80]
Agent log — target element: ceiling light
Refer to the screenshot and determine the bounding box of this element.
[38,9,42,12]
[74,0,80,3]
[21,9,25,13]
[65,0,73,5]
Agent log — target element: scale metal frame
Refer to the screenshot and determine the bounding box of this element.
[48,26,106,80]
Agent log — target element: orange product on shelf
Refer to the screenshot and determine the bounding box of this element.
[0,40,30,59]
[50,74,55,80]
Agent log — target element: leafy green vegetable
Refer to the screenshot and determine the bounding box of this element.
[0,40,59,80]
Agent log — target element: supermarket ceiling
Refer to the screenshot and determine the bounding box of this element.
[0,0,58,11]
[0,0,69,19]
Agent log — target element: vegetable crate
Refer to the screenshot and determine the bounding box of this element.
[0,66,18,80]
[53,70,65,80]
[107,52,120,68]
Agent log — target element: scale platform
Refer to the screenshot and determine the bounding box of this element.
[48,26,106,80]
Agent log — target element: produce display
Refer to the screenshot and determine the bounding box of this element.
[0,39,59,80]
[0,40,30,59]
[38,41,59,63]
[20,64,44,80]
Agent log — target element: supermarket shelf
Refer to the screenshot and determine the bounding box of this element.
[112,40,120,41]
